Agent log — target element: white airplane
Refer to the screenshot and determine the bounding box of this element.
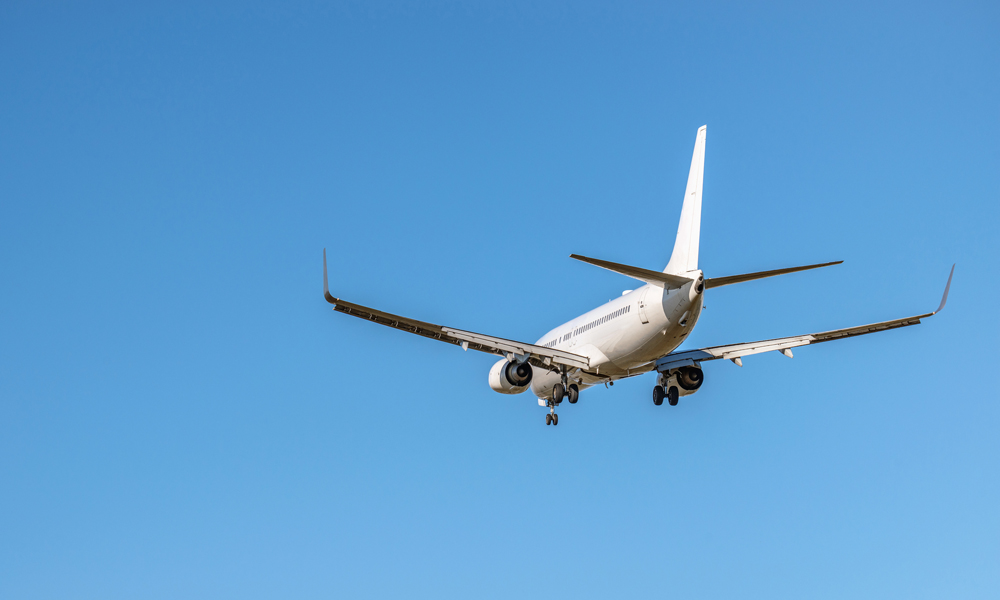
[323,125,954,426]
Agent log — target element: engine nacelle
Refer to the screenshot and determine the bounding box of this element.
[675,365,704,391]
[488,359,533,394]
[660,365,705,398]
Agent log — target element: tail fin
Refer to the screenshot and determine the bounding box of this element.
[664,125,707,275]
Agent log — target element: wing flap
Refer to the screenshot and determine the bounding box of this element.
[441,327,590,369]
[656,315,928,371]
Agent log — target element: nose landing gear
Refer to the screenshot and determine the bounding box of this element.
[544,395,561,425]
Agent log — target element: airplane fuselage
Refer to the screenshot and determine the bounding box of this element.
[530,272,704,398]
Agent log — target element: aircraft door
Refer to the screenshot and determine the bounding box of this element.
[637,287,650,324]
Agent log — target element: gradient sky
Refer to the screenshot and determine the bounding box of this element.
[1,1,998,598]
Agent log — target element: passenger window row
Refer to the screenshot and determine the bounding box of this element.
[559,305,631,342]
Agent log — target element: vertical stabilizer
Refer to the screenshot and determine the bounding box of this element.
[664,125,707,275]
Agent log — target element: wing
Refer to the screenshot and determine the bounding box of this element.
[322,250,589,371]
[656,265,954,371]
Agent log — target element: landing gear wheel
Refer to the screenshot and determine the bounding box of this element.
[545,414,552,426]
[567,384,579,404]
[652,385,665,406]
[552,383,565,404]
[552,414,559,426]
[667,386,679,406]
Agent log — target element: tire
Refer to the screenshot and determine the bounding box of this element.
[545,414,552,426]
[552,383,565,403]
[668,386,679,406]
[567,384,579,404]
[552,414,559,426]
[653,385,664,406]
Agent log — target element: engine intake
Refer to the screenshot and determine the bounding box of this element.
[488,359,534,394]
[506,361,532,386]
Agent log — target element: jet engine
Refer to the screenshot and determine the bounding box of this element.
[488,358,533,394]
[675,365,704,391]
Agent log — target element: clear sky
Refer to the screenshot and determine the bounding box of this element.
[1,1,998,598]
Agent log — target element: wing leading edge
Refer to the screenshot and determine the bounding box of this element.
[323,250,589,371]
[656,265,955,371]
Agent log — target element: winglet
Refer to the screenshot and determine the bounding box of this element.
[323,249,337,304]
[933,264,955,315]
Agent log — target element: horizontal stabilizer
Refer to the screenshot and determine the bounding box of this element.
[705,260,843,289]
[570,254,694,288]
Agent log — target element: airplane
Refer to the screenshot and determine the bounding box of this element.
[322,125,954,426]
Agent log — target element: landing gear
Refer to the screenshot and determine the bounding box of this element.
[567,384,579,404]
[545,372,573,426]
[652,385,664,406]
[552,383,565,404]
[653,383,680,406]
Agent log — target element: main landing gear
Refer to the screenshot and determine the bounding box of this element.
[545,377,579,426]
[652,384,679,406]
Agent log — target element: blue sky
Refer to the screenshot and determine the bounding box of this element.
[1,1,998,598]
